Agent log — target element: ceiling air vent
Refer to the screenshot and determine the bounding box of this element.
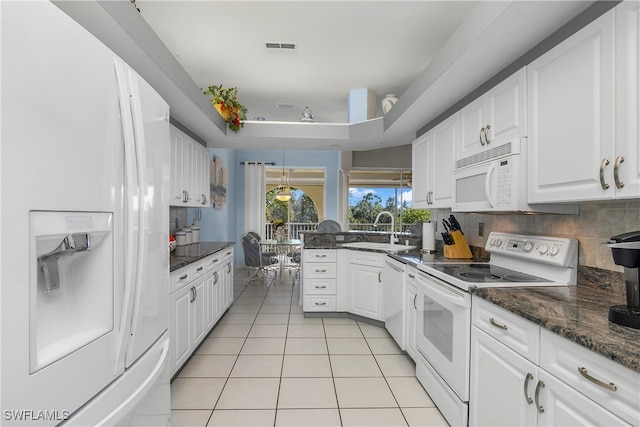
[265,42,298,53]
[276,103,295,109]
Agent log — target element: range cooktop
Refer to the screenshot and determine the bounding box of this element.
[427,263,552,284]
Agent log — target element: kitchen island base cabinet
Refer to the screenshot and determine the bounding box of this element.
[347,251,384,322]
[302,249,339,312]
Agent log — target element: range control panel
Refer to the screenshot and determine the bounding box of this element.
[485,232,578,267]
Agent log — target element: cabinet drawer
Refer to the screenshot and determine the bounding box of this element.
[472,297,539,363]
[305,250,336,263]
[305,278,336,295]
[205,253,223,271]
[170,267,191,293]
[190,260,206,280]
[303,295,337,312]
[349,250,384,267]
[540,328,640,426]
[304,262,336,279]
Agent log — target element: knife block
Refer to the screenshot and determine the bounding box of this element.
[444,230,473,259]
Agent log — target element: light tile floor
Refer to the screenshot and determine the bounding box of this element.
[170,268,449,427]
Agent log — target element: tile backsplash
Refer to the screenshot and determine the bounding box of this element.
[169,206,188,235]
[430,200,640,272]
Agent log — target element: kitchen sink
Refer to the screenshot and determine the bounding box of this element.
[341,242,416,253]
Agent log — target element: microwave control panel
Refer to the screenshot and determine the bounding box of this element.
[495,159,511,207]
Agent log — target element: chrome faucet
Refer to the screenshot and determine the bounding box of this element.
[374,211,398,244]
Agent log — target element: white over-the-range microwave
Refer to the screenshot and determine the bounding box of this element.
[452,138,578,214]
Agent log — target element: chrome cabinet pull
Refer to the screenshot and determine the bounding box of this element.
[315,285,327,289]
[227,263,232,273]
[378,271,382,282]
[523,373,534,404]
[578,367,617,392]
[489,318,508,330]
[484,125,491,144]
[614,156,625,189]
[413,294,418,310]
[315,302,327,306]
[408,273,416,279]
[534,380,545,413]
[196,266,203,272]
[479,127,486,145]
[213,271,218,284]
[190,286,196,303]
[315,254,327,258]
[599,158,610,190]
[315,269,327,273]
[179,274,188,280]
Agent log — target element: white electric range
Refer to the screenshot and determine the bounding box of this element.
[413,232,578,427]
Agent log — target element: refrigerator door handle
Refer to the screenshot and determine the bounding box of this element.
[113,58,139,375]
[126,68,149,365]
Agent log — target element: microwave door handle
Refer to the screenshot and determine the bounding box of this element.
[485,162,497,208]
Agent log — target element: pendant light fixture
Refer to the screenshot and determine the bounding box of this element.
[275,151,292,202]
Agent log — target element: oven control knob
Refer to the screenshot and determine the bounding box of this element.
[538,244,549,255]
[549,246,560,256]
[495,239,502,247]
[523,242,534,252]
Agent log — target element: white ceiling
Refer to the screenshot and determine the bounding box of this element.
[136,1,477,124]
[131,0,595,151]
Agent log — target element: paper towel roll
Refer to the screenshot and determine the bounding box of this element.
[423,222,436,252]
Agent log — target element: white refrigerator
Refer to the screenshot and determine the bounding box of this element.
[1,1,171,425]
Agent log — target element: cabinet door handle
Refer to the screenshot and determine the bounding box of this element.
[523,373,534,404]
[599,158,610,190]
[489,318,508,330]
[315,254,327,258]
[484,124,491,144]
[314,302,327,306]
[190,286,196,303]
[613,156,625,189]
[196,266,203,272]
[315,269,327,273]
[408,273,416,279]
[578,367,617,392]
[413,294,417,310]
[179,274,188,280]
[213,271,218,284]
[534,380,545,414]
[479,127,486,146]
[227,263,232,273]
[378,271,382,283]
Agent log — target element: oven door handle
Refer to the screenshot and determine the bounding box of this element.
[419,273,468,308]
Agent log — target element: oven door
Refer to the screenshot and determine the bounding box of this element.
[415,269,471,401]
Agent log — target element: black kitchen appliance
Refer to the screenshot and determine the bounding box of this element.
[604,231,640,329]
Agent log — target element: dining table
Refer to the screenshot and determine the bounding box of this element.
[260,238,301,279]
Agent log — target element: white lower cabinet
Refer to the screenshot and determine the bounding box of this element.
[470,326,538,426]
[169,246,234,377]
[470,297,633,427]
[302,249,338,312]
[347,251,384,321]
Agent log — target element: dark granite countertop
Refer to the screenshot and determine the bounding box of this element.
[474,282,640,373]
[170,241,234,272]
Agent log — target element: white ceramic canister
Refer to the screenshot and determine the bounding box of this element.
[191,225,200,243]
[183,226,192,244]
[175,231,187,246]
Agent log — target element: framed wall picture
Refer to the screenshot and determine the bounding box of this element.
[210,156,227,209]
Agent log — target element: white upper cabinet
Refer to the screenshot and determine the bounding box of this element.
[412,113,455,209]
[170,125,211,207]
[527,9,617,203]
[614,0,640,199]
[412,133,430,208]
[457,67,527,162]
